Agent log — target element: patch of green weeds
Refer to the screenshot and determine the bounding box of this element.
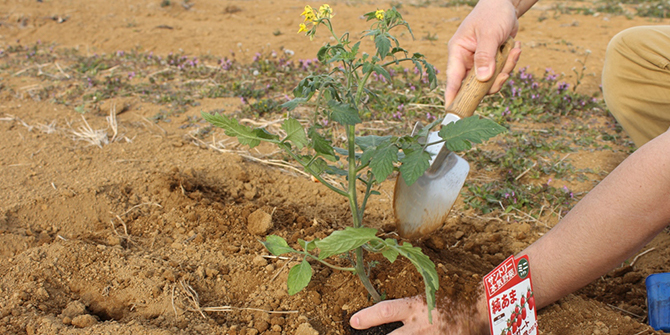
[0,38,636,223]
[459,60,632,217]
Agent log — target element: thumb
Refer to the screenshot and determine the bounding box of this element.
[473,37,501,82]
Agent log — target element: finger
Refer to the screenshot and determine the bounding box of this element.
[488,73,510,95]
[444,48,472,108]
[488,41,522,94]
[349,298,415,330]
[473,36,503,82]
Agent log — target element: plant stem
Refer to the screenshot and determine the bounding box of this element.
[355,248,382,302]
[282,148,348,197]
[345,67,382,302]
[304,254,356,272]
[346,125,361,228]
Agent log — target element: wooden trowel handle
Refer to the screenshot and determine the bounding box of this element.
[446,38,515,119]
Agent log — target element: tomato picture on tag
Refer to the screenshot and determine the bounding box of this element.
[484,255,537,335]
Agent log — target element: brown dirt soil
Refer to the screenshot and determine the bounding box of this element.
[0,0,669,334]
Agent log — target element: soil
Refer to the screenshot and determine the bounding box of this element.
[0,0,669,334]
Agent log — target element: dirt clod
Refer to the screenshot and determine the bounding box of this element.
[247,209,274,235]
[295,322,319,335]
[71,314,97,328]
[61,301,86,319]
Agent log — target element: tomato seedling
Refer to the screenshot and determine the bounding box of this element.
[204,4,506,321]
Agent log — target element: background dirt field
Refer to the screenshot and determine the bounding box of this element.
[1,0,669,334]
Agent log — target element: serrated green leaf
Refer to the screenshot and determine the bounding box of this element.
[411,59,423,78]
[363,11,378,21]
[328,100,361,125]
[369,142,398,183]
[202,112,279,149]
[381,238,399,263]
[414,117,444,141]
[384,241,439,322]
[438,116,507,152]
[287,259,313,295]
[282,119,309,150]
[351,41,361,56]
[374,33,391,59]
[262,235,297,256]
[360,149,375,166]
[362,62,372,74]
[422,60,438,90]
[298,155,328,175]
[281,97,309,111]
[391,47,407,55]
[355,135,392,151]
[398,149,431,186]
[373,64,391,83]
[308,128,338,162]
[315,227,378,260]
[324,164,348,176]
[317,45,330,62]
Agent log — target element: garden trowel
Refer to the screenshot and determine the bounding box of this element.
[394,39,514,239]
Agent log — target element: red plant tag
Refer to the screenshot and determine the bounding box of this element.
[484,255,537,335]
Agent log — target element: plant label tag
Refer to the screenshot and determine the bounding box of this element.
[484,255,537,335]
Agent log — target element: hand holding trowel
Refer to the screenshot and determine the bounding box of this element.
[394,38,515,239]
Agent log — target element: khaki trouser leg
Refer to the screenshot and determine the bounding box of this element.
[603,25,670,148]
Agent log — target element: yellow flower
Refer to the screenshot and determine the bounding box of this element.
[375,9,385,20]
[319,4,332,19]
[301,5,317,22]
[297,23,308,34]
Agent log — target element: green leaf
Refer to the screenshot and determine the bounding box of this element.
[437,116,507,152]
[308,128,338,162]
[422,60,438,90]
[317,45,330,62]
[281,97,309,111]
[298,238,318,252]
[374,33,391,59]
[382,240,439,323]
[287,259,313,295]
[315,227,378,260]
[369,142,399,183]
[398,149,431,186]
[328,100,362,125]
[282,119,309,150]
[414,117,444,142]
[391,47,407,55]
[324,164,348,176]
[355,135,392,151]
[262,235,297,256]
[202,112,279,149]
[381,239,400,263]
[298,155,328,175]
[398,243,438,322]
[373,64,391,83]
[362,62,372,74]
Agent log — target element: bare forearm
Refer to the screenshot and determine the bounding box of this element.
[510,0,539,17]
[518,129,670,309]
